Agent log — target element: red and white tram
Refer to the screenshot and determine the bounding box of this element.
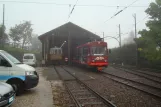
[73,41,109,71]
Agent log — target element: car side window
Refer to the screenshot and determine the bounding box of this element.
[0,55,5,66]
[0,55,11,67]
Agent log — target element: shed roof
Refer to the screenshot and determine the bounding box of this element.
[38,22,100,40]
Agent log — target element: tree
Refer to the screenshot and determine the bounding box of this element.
[9,21,33,48]
[31,34,42,52]
[137,0,161,65]
[110,0,161,67]
[0,25,8,46]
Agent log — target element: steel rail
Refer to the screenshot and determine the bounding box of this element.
[112,65,161,81]
[102,71,161,99]
[112,66,161,84]
[54,66,81,107]
[61,66,116,107]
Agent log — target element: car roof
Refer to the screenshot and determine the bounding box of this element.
[0,50,6,54]
[24,53,35,55]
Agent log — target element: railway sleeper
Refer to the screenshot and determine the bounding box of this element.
[81,102,104,106]
[77,96,97,100]
[74,92,93,96]
[71,90,89,93]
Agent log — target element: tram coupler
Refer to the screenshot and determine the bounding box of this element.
[97,67,103,71]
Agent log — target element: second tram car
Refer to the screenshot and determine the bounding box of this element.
[49,41,66,64]
[50,47,63,64]
[73,41,109,71]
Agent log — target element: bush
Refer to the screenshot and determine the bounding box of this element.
[0,46,42,62]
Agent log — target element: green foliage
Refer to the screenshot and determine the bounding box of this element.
[0,46,42,62]
[109,43,137,65]
[137,0,161,63]
[9,21,33,48]
[31,34,42,52]
[0,25,8,44]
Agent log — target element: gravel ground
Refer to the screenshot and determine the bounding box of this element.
[41,67,60,80]
[41,66,76,107]
[104,67,161,89]
[55,66,75,80]
[114,67,161,83]
[134,69,161,77]
[12,67,53,107]
[115,65,161,76]
[64,66,161,107]
[63,66,100,80]
[50,80,76,107]
[103,73,161,97]
[66,80,108,107]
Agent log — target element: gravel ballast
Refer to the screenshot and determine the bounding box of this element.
[64,66,161,107]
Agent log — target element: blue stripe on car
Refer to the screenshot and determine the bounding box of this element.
[0,76,25,81]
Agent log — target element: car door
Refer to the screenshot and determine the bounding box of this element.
[0,55,10,82]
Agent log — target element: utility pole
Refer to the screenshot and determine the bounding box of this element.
[133,13,138,67]
[103,32,104,41]
[119,24,121,48]
[134,14,137,38]
[2,4,5,47]
[68,30,71,65]
[118,24,122,65]
[1,4,5,48]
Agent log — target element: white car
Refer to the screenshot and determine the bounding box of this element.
[0,82,15,107]
[23,53,37,67]
[0,50,39,95]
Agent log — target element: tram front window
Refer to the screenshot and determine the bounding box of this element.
[91,47,107,56]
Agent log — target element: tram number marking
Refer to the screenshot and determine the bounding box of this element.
[95,57,104,60]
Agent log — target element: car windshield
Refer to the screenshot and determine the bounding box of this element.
[1,51,21,64]
[24,55,33,59]
[91,47,107,55]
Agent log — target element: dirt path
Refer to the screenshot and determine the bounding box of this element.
[12,67,54,107]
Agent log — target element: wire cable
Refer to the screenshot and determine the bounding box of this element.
[68,0,79,20]
[104,0,140,23]
[121,14,149,37]
[0,0,69,5]
[0,1,148,8]
[136,14,149,25]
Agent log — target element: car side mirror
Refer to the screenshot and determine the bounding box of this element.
[1,59,11,67]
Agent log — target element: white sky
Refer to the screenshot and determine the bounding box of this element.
[0,0,155,48]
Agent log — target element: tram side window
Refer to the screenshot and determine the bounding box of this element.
[83,47,88,56]
[58,49,62,54]
[60,49,62,54]
[78,48,83,57]
[55,49,57,55]
[76,49,79,59]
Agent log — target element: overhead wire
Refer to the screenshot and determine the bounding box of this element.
[121,14,150,37]
[118,4,150,37]
[105,14,149,42]
[0,0,149,8]
[67,0,79,21]
[104,0,140,23]
[1,0,149,38]
[0,0,69,5]
[136,14,149,25]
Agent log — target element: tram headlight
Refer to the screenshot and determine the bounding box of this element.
[92,60,95,62]
[104,60,107,62]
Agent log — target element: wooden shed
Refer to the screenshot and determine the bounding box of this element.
[38,22,101,64]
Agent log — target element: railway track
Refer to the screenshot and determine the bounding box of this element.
[102,71,161,99]
[54,66,116,107]
[111,65,161,84]
[114,64,161,72]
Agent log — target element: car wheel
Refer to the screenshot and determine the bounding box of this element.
[10,81,24,95]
